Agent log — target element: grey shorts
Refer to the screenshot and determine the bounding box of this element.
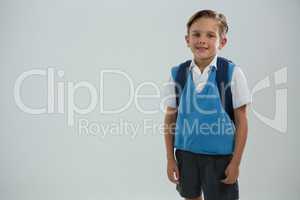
[175,149,239,200]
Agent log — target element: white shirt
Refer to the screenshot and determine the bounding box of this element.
[163,56,251,109]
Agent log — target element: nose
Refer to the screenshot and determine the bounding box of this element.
[198,35,207,45]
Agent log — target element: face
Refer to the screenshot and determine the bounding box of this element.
[185,17,227,62]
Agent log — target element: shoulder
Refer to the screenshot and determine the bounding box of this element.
[232,65,248,81]
[216,56,236,81]
[217,56,236,70]
[170,60,191,80]
[216,57,248,79]
[170,65,180,80]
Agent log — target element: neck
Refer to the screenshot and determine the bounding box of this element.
[194,56,215,72]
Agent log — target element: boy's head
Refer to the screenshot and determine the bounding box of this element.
[185,10,229,63]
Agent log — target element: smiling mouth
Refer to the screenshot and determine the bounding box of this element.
[196,47,208,51]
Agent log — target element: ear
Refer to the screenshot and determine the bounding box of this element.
[185,35,190,47]
[218,35,227,50]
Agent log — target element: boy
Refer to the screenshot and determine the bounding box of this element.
[163,10,251,200]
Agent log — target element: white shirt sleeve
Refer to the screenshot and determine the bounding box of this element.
[230,66,252,109]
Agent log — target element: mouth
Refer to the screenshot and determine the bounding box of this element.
[195,47,208,52]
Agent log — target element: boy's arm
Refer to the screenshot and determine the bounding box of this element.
[164,106,178,161]
[164,106,180,184]
[222,104,248,184]
[231,104,248,166]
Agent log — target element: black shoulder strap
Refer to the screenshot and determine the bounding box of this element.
[174,60,191,107]
[216,57,235,123]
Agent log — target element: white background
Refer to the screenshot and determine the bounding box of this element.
[1,0,299,199]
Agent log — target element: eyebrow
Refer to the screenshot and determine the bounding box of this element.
[191,30,217,34]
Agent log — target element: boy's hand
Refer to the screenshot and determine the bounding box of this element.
[221,161,239,184]
[167,158,180,184]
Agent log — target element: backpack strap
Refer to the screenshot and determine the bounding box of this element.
[174,60,192,107]
[216,57,235,123]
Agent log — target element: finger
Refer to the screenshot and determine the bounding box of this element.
[173,172,179,184]
[173,173,179,184]
[221,178,228,184]
[221,177,235,185]
[174,166,180,181]
[167,170,175,182]
[168,169,178,184]
[168,174,176,183]
[221,176,230,184]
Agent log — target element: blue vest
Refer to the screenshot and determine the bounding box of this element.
[172,61,236,155]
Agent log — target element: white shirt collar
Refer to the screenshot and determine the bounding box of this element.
[189,55,218,72]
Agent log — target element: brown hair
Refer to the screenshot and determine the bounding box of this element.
[186,10,229,36]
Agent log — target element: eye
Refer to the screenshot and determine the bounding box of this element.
[207,34,215,38]
[192,33,200,37]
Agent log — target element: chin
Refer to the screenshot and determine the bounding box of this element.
[195,55,210,60]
